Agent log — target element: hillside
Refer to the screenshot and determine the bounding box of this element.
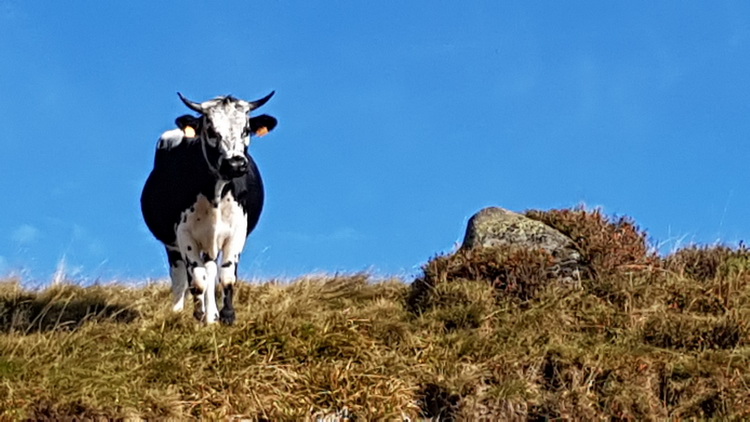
[1,208,750,420]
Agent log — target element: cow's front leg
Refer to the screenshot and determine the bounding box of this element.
[186,260,219,324]
[182,248,220,324]
[219,249,243,326]
[202,260,219,324]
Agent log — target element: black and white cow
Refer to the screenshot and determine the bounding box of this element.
[141,92,277,324]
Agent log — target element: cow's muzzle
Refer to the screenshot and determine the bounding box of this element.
[219,156,249,178]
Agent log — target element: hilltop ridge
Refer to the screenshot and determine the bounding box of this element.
[1,207,749,420]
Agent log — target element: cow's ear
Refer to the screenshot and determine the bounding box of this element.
[249,114,277,137]
[175,115,199,137]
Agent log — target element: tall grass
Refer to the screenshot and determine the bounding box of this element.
[1,209,749,420]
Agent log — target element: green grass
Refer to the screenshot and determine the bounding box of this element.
[2,209,750,420]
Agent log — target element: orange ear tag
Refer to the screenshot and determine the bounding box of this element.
[184,126,196,138]
[255,127,269,137]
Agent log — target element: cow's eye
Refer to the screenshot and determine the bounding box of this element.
[242,126,250,137]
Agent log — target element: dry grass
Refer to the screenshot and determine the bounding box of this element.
[2,209,750,420]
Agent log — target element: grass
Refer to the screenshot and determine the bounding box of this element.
[1,208,750,420]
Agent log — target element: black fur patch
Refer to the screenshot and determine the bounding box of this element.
[166,248,182,267]
[219,284,235,325]
[249,114,278,134]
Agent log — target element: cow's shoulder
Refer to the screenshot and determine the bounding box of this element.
[157,128,186,150]
[152,130,204,171]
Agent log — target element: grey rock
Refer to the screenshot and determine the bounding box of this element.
[461,207,585,280]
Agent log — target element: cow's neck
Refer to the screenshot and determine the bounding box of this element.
[196,168,232,202]
[199,135,222,179]
[213,180,230,200]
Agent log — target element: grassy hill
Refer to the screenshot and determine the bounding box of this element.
[1,208,749,420]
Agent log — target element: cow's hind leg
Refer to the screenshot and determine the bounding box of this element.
[166,246,188,312]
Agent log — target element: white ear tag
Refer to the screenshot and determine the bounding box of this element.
[184,126,196,138]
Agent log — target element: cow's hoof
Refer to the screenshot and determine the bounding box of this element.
[193,309,204,322]
[219,308,235,326]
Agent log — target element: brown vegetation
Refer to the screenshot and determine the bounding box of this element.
[1,208,750,420]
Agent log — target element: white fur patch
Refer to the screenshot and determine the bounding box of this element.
[206,102,251,156]
[157,128,185,150]
[176,189,248,261]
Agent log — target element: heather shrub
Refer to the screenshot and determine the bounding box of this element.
[665,244,750,281]
[408,246,555,313]
[526,206,657,277]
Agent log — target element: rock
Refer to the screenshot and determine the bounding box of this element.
[461,207,585,280]
[463,207,572,251]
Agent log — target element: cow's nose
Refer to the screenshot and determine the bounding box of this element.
[227,156,248,172]
[219,155,249,178]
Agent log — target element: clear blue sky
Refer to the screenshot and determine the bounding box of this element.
[2,1,749,283]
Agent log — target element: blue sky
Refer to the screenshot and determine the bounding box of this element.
[1,1,749,283]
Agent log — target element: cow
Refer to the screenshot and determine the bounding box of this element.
[141,92,277,324]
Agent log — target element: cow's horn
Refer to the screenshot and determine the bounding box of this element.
[178,92,204,113]
[244,91,275,111]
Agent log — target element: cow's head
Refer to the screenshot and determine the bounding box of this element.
[176,92,277,179]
